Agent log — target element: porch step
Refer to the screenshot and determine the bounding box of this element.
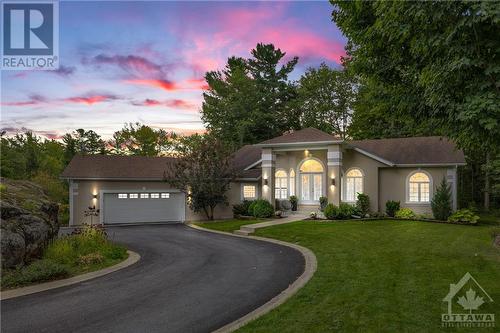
[234,229,251,236]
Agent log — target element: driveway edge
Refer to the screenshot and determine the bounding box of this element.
[187,223,317,333]
[1,250,140,300]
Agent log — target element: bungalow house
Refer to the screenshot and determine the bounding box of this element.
[61,128,465,225]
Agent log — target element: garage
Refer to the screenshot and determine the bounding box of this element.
[102,191,185,224]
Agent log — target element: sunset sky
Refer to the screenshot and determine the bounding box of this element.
[1,1,346,139]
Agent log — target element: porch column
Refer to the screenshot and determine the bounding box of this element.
[261,148,276,207]
[327,145,342,206]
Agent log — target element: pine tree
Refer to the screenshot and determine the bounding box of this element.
[432,178,452,220]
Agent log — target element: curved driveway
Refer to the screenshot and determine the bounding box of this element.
[1,224,304,333]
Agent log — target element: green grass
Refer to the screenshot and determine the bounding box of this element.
[1,227,127,290]
[194,218,262,233]
[198,219,500,332]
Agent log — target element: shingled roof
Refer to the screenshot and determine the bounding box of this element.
[258,128,342,145]
[61,131,465,180]
[348,136,465,165]
[61,155,175,180]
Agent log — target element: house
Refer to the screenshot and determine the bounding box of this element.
[61,128,465,225]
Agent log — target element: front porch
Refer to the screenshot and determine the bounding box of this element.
[258,142,343,208]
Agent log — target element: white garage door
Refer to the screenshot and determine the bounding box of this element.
[103,192,185,224]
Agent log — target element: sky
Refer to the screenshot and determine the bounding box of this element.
[1,1,347,139]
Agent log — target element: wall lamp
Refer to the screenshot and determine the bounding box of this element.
[331,178,336,186]
[93,194,98,199]
[264,179,269,186]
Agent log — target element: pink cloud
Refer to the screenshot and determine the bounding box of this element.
[125,78,177,91]
[175,4,344,73]
[90,54,163,77]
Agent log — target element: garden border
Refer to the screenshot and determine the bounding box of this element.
[1,250,140,300]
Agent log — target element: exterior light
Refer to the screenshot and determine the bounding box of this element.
[93,194,98,199]
[264,179,269,186]
[331,178,336,186]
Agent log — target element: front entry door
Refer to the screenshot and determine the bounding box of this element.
[300,173,323,203]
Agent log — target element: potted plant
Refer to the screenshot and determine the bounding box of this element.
[289,195,298,211]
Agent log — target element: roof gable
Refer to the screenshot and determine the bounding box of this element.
[258,128,342,146]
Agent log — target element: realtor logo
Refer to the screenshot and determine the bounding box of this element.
[1,0,59,70]
[442,272,495,328]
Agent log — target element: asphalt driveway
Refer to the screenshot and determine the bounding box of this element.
[1,224,305,333]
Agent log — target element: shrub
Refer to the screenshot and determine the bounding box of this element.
[232,200,253,217]
[338,203,357,219]
[1,259,69,289]
[319,196,328,211]
[395,208,416,219]
[251,199,274,218]
[356,193,370,217]
[289,195,298,211]
[324,203,338,219]
[77,253,104,266]
[431,178,452,220]
[448,209,480,224]
[248,200,257,216]
[385,200,400,217]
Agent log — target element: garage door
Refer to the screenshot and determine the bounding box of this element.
[103,192,185,224]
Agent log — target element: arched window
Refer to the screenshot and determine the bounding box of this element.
[275,170,288,199]
[289,169,295,196]
[345,168,363,202]
[408,171,431,202]
[299,159,324,172]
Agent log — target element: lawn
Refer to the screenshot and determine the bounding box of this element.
[1,227,128,290]
[194,218,262,233]
[199,218,500,332]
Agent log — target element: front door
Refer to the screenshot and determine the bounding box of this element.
[300,173,323,203]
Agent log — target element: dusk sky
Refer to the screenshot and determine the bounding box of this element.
[1,1,346,139]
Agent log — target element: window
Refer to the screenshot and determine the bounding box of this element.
[299,159,324,172]
[140,193,149,199]
[243,185,256,199]
[150,193,160,199]
[345,168,363,202]
[289,169,295,196]
[408,171,431,202]
[275,170,288,199]
[118,193,127,199]
[161,193,170,199]
[129,193,138,199]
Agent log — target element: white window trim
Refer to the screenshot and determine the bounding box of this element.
[406,170,433,204]
[241,183,257,201]
[342,167,365,203]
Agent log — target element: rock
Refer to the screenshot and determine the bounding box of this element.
[1,178,60,269]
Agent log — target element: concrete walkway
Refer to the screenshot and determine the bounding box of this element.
[234,212,308,236]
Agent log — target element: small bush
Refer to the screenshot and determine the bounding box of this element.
[233,200,253,216]
[324,203,338,220]
[395,208,416,219]
[1,259,69,289]
[385,200,400,217]
[338,203,357,219]
[448,209,479,224]
[248,201,257,216]
[356,193,370,217]
[251,199,274,218]
[431,178,452,220]
[319,197,328,211]
[289,196,298,211]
